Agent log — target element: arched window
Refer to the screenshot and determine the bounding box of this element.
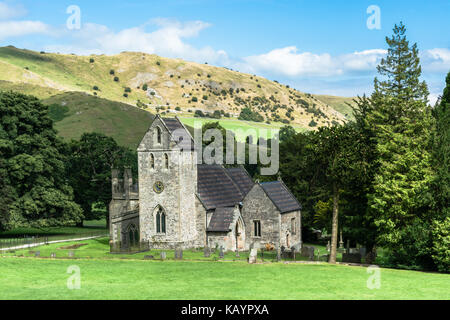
[150,153,155,169]
[164,153,169,169]
[156,206,166,234]
[127,224,139,247]
[155,126,162,145]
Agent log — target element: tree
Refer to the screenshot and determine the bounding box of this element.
[279,125,296,143]
[365,23,436,268]
[0,91,82,230]
[430,71,450,272]
[67,133,136,227]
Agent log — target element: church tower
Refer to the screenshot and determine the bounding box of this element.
[137,115,198,248]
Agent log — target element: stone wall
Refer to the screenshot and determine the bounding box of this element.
[280,210,302,249]
[241,184,280,250]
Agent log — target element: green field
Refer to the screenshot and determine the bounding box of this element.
[1,238,448,300]
[179,116,306,142]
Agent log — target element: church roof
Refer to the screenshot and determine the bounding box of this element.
[226,167,254,196]
[207,207,235,232]
[260,181,302,214]
[197,164,244,210]
[161,117,194,151]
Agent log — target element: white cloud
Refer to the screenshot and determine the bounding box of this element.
[241,46,386,77]
[44,19,229,66]
[0,20,51,40]
[0,1,26,20]
[422,48,450,73]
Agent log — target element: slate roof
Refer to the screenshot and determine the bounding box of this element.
[207,207,235,232]
[162,117,194,151]
[226,168,254,196]
[197,164,243,210]
[260,181,302,214]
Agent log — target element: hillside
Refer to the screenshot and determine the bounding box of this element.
[43,92,153,148]
[0,46,350,130]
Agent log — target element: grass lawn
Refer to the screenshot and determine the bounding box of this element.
[0,220,107,239]
[1,238,448,300]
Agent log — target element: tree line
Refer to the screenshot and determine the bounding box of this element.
[263,23,449,272]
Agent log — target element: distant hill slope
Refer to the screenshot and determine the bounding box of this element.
[42,92,153,148]
[313,95,356,120]
[0,46,351,129]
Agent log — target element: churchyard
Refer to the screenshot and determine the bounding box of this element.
[1,236,449,300]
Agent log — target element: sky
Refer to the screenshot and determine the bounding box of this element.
[0,0,449,103]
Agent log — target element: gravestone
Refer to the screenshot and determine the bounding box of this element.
[204,247,211,258]
[219,247,224,259]
[326,241,331,253]
[342,253,362,264]
[160,251,166,260]
[248,248,258,264]
[68,250,75,258]
[359,247,367,258]
[236,249,240,258]
[174,248,183,260]
[50,253,56,258]
[276,243,281,262]
[35,251,40,257]
[301,246,315,261]
[144,255,154,260]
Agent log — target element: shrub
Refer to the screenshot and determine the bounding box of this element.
[89,58,95,63]
[212,110,222,119]
[175,107,181,111]
[123,93,128,98]
[114,77,119,82]
[48,104,70,122]
[93,86,99,91]
[191,97,198,103]
[202,95,208,101]
[238,107,264,122]
[142,84,148,91]
[124,87,131,93]
[110,69,115,75]
[156,61,161,66]
[195,110,205,117]
[309,120,317,127]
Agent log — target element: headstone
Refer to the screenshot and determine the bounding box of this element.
[219,247,224,259]
[342,253,362,264]
[178,249,183,260]
[359,247,367,258]
[301,246,315,261]
[248,248,258,264]
[346,240,350,254]
[339,231,344,249]
[204,247,211,258]
[50,253,56,258]
[276,243,281,262]
[68,250,75,258]
[326,241,331,253]
[144,255,154,260]
[160,251,166,260]
[35,251,40,257]
[236,249,240,258]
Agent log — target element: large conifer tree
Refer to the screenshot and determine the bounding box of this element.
[367,23,435,267]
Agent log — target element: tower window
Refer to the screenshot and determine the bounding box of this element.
[156,206,166,234]
[164,153,169,169]
[253,220,261,237]
[150,154,155,169]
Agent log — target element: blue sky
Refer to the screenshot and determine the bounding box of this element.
[0,0,449,102]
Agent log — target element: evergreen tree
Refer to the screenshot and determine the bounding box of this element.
[430,72,450,272]
[366,23,435,268]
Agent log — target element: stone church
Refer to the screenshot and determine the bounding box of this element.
[109,115,302,252]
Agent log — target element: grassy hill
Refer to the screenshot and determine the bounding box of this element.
[314,94,357,120]
[0,46,351,129]
[42,92,153,148]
